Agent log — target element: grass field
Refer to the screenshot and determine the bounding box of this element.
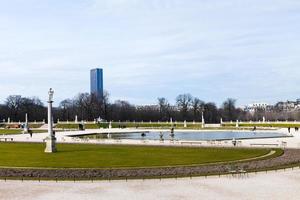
[0,129,22,134]
[0,123,43,128]
[0,142,272,168]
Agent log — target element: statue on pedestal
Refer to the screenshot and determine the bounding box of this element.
[23,113,29,134]
[44,88,57,153]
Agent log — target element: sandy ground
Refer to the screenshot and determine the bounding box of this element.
[0,168,299,200]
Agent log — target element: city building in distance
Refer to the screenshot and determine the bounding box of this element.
[90,68,103,99]
[243,99,300,114]
[244,102,270,113]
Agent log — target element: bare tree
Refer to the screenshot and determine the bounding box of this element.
[100,91,110,120]
[5,95,23,120]
[3,92,299,123]
[111,100,136,121]
[176,94,193,120]
[59,99,73,121]
[204,102,219,123]
[222,98,238,121]
[192,97,204,121]
[74,93,93,120]
[157,97,170,121]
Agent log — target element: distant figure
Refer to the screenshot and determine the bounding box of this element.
[232,138,237,147]
[159,132,164,139]
[29,130,33,138]
[159,132,164,141]
[288,127,291,133]
[252,126,257,131]
[171,127,174,134]
[295,127,299,132]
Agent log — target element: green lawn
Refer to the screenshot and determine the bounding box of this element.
[0,143,271,168]
[0,129,22,134]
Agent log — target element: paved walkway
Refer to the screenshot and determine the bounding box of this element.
[0,168,299,200]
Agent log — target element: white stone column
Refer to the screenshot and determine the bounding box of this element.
[45,88,56,153]
[23,113,29,134]
[48,101,53,135]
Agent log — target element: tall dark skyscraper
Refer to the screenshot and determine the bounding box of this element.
[90,68,103,99]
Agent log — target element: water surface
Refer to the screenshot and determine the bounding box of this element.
[79,131,289,141]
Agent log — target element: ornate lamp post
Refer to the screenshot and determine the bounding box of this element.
[44,88,57,153]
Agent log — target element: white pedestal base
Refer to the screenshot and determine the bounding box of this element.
[23,128,29,134]
[44,136,57,153]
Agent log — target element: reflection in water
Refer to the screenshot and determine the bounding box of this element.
[77,131,289,141]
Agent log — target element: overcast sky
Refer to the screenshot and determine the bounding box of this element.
[0,0,300,107]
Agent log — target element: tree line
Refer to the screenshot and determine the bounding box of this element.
[0,92,299,123]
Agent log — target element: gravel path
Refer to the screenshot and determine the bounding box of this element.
[1,168,300,200]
